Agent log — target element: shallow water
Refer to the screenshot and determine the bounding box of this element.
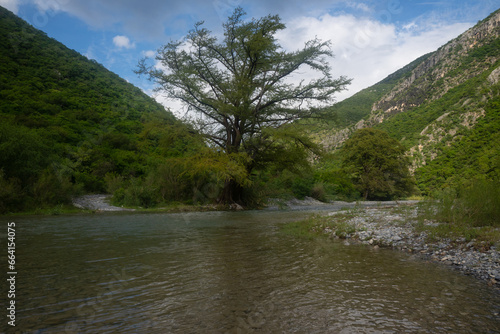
[4,210,500,333]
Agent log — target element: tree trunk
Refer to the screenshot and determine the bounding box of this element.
[363,189,369,201]
[218,179,243,205]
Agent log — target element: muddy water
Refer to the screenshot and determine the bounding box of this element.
[5,210,500,333]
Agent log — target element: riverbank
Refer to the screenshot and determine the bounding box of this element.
[70,194,418,213]
[70,194,232,213]
[287,203,500,287]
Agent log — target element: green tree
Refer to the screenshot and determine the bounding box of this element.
[137,7,351,204]
[341,128,415,200]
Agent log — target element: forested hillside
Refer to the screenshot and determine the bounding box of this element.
[320,9,500,196]
[0,6,201,213]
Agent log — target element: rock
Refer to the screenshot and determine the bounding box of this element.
[488,67,500,85]
[489,270,500,280]
[229,203,244,211]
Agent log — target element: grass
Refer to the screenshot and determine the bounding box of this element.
[3,205,94,217]
[414,190,500,248]
[281,211,358,239]
[414,218,500,248]
[434,179,500,227]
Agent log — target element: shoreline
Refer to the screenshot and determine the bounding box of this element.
[307,204,500,288]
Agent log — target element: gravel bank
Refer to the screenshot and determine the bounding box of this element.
[266,196,420,211]
[320,205,500,287]
[72,194,135,212]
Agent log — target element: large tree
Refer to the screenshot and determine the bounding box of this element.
[341,128,416,200]
[137,7,351,204]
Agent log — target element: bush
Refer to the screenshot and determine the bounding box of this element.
[74,172,106,193]
[0,171,25,213]
[315,164,360,201]
[151,161,191,202]
[434,179,500,227]
[104,173,125,194]
[291,176,314,199]
[32,169,73,207]
[120,178,158,208]
[310,182,327,202]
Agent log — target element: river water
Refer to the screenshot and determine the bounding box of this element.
[5,210,500,333]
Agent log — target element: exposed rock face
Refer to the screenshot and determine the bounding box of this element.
[406,108,487,172]
[488,66,500,85]
[372,10,500,118]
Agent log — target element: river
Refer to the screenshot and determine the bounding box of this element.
[5,210,500,333]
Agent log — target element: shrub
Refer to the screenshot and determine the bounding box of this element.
[0,171,25,213]
[291,176,315,199]
[32,169,73,207]
[104,173,125,194]
[434,179,500,227]
[120,178,158,208]
[310,182,327,202]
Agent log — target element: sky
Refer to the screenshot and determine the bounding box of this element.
[2,0,499,113]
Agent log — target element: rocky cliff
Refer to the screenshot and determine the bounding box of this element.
[371,10,500,122]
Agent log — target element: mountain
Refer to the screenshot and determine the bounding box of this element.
[0,6,200,212]
[321,9,500,195]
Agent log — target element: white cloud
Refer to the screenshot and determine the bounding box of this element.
[345,1,372,13]
[113,35,135,49]
[0,0,21,13]
[27,0,218,41]
[276,13,473,101]
[142,50,156,58]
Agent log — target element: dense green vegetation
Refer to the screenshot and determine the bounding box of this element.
[414,90,500,194]
[1,5,499,216]
[0,6,204,213]
[340,128,416,200]
[319,14,500,199]
[0,7,356,213]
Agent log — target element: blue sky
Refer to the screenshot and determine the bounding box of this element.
[2,0,499,111]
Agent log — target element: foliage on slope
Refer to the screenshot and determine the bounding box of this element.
[0,6,202,213]
[376,60,500,195]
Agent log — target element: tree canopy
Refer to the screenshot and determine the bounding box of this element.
[137,7,351,204]
[341,128,415,200]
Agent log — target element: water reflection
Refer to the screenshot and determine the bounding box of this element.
[5,211,500,333]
